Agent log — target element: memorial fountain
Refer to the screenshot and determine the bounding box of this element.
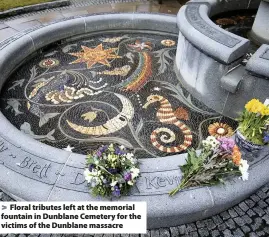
[0,0,268,229]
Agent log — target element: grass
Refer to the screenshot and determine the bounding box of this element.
[0,0,56,12]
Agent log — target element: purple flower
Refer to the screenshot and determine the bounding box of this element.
[96,150,102,157]
[100,145,108,153]
[88,164,95,171]
[108,168,119,174]
[96,145,108,157]
[218,137,235,153]
[263,134,269,144]
[124,172,132,181]
[112,185,121,197]
[115,147,125,155]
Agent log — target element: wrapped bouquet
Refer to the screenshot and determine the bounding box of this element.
[84,144,140,198]
[169,136,249,196]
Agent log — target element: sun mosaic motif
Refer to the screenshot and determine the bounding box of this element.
[0,32,237,158]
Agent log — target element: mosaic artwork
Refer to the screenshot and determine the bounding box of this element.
[0,32,236,158]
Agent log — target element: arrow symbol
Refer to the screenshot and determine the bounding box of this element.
[2,205,7,210]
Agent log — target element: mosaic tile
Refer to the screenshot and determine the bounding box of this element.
[0,32,236,158]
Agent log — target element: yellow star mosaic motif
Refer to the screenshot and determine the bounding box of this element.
[69,44,121,68]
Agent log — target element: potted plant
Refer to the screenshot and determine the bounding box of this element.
[236,98,269,152]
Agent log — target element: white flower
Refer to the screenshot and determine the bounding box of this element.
[128,181,134,186]
[130,167,140,178]
[91,169,98,176]
[203,136,220,150]
[120,145,125,149]
[91,177,100,187]
[126,153,134,159]
[84,169,93,183]
[239,159,249,181]
[95,160,99,165]
[110,180,118,187]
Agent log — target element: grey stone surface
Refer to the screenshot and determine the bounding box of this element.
[220,65,244,94]
[177,2,249,64]
[175,31,231,115]
[188,0,261,15]
[246,44,269,79]
[249,0,269,45]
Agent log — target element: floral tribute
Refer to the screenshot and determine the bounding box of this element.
[84,144,140,197]
[169,136,249,196]
[238,99,269,145]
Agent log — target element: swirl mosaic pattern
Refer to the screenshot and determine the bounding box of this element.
[0,32,236,158]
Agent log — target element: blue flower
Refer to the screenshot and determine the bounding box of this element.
[108,168,119,174]
[112,186,121,197]
[88,164,95,171]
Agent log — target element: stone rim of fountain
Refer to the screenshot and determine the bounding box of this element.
[0,12,269,229]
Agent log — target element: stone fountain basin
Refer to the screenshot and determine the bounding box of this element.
[175,0,269,120]
[0,13,269,229]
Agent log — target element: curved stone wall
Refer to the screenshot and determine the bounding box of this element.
[175,0,269,119]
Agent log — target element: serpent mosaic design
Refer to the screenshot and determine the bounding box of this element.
[0,32,236,158]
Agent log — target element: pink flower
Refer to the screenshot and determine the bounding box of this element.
[218,137,235,153]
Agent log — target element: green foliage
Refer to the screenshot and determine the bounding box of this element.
[237,99,269,145]
[169,138,242,196]
[0,0,55,11]
[237,111,266,144]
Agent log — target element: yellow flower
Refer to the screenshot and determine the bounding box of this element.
[245,99,264,113]
[261,107,269,116]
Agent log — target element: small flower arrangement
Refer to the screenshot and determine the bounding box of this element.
[169,136,249,196]
[84,144,140,198]
[237,98,269,145]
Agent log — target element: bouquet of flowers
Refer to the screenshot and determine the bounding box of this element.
[84,144,140,197]
[169,136,249,196]
[238,98,269,145]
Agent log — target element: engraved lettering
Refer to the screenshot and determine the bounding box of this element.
[174,176,181,185]
[19,157,31,168]
[145,175,181,190]
[157,177,166,187]
[28,160,37,169]
[71,173,86,185]
[145,176,158,189]
[18,157,51,179]
[185,4,241,48]
[33,165,41,173]
[166,176,174,185]
[41,164,51,178]
[0,141,8,153]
